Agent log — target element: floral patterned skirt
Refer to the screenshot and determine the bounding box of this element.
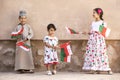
[44,48,58,66]
[82,31,111,71]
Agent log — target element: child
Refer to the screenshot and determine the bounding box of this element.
[12,10,34,73]
[82,8,112,74]
[43,24,59,75]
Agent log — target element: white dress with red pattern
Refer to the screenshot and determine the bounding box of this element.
[82,20,111,71]
[43,36,58,65]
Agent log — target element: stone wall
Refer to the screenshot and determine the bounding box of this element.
[0,40,120,72]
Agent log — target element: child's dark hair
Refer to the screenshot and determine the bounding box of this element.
[47,24,56,31]
[94,8,104,20]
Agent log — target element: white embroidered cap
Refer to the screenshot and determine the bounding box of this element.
[19,10,27,17]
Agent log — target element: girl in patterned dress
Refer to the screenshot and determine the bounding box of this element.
[82,8,112,74]
[43,24,59,75]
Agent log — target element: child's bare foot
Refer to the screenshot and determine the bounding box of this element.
[96,71,100,74]
[17,69,25,74]
[108,70,113,75]
[89,70,96,74]
[28,70,34,73]
[52,70,57,75]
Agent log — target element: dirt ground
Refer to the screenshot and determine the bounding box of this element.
[0,72,120,80]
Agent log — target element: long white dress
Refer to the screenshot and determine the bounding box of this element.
[14,24,34,70]
[82,20,111,71]
[43,36,59,65]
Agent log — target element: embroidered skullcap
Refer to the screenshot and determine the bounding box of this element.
[19,10,27,17]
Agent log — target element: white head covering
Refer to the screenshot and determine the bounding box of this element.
[19,10,27,17]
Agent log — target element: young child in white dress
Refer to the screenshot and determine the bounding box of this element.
[43,24,59,75]
[82,8,112,74]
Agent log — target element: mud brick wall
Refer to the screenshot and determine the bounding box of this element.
[0,40,120,72]
[0,0,120,73]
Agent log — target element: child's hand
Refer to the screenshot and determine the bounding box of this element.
[88,32,92,35]
[82,32,87,35]
[23,38,28,42]
[82,32,93,35]
[68,41,71,43]
[45,42,52,48]
[53,46,60,49]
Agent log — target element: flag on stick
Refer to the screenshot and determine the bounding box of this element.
[66,27,80,34]
[16,41,31,51]
[99,24,111,37]
[60,41,73,62]
[11,27,23,39]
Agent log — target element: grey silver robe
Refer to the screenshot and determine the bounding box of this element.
[14,24,34,70]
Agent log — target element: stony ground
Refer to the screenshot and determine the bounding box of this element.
[0,72,120,80]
